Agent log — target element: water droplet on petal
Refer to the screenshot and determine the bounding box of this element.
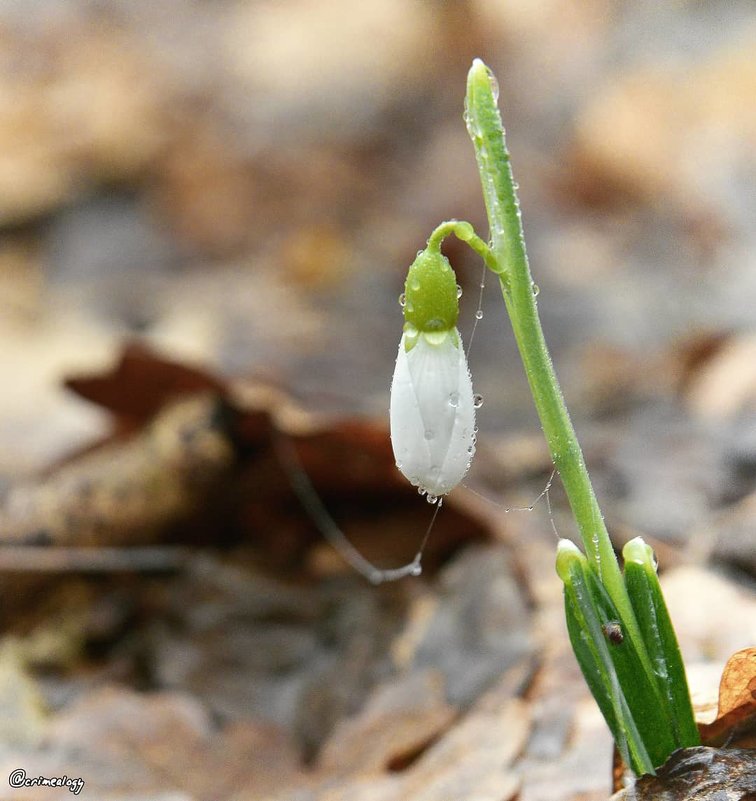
[456,284,463,299]
[424,429,435,441]
[475,309,484,320]
[448,392,460,408]
[411,278,421,291]
[426,493,438,505]
[467,445,474,454]
[398,292,407,307]
[473,394,484,409]
[532,283,540,296]
[406,300,414,312]
[417,487,427,496]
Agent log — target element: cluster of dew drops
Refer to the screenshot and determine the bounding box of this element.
[416,392,484,507]
[417,487,441,506]
[448,391,485,410]
[398,283,486,317]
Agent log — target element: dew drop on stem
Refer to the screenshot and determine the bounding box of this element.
[485,66,499,101]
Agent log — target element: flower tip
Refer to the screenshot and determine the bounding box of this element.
[556,537,580,553]
[555,538,585,583]
[467,58,490,87]
[622,536,655,568]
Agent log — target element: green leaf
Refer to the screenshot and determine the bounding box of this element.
[557,541,679,774]
[623,537,701,749]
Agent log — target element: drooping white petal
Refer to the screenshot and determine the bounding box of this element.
[390,330,476,497]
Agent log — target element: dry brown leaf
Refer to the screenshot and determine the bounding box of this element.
[277,665,530,801]
[0,342,493,635]
[32,685,304,801]
[318,669,456,776]
[64,341,230,430]
[699,647,756,749]
[0,394,236,549]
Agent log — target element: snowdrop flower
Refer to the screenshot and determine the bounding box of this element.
[390,245,476,500]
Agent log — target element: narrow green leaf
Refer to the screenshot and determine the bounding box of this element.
[558,541,679,774]
[623,538,701,749]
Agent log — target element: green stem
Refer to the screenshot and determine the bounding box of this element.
[427,220,500,274]
[464,59,648,668]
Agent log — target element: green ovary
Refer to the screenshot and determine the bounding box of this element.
[403,246,459,342]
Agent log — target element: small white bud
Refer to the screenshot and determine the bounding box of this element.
[390,329,476,496]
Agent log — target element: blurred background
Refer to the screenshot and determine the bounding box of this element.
[0,6,753,432]
[1,0,755,548]
[0,1,754,798]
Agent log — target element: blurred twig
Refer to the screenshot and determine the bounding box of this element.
[0,545,190,572]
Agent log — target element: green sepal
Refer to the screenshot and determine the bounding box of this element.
[622,538,700,749]
[403,245,459,334]
[557,540,678,775]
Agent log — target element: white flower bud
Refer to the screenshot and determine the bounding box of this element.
[390,328,476,497]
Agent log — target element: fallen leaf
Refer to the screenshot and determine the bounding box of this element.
[699,647,756,749]
[317,669,456,775]
[64,341,229,429]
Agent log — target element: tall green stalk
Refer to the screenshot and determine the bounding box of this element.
[458,58,698,772]
[392,58,698,773]
[463,59,646,662]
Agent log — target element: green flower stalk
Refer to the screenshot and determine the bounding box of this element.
[391,57,699,773]
[463,59,637,633]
